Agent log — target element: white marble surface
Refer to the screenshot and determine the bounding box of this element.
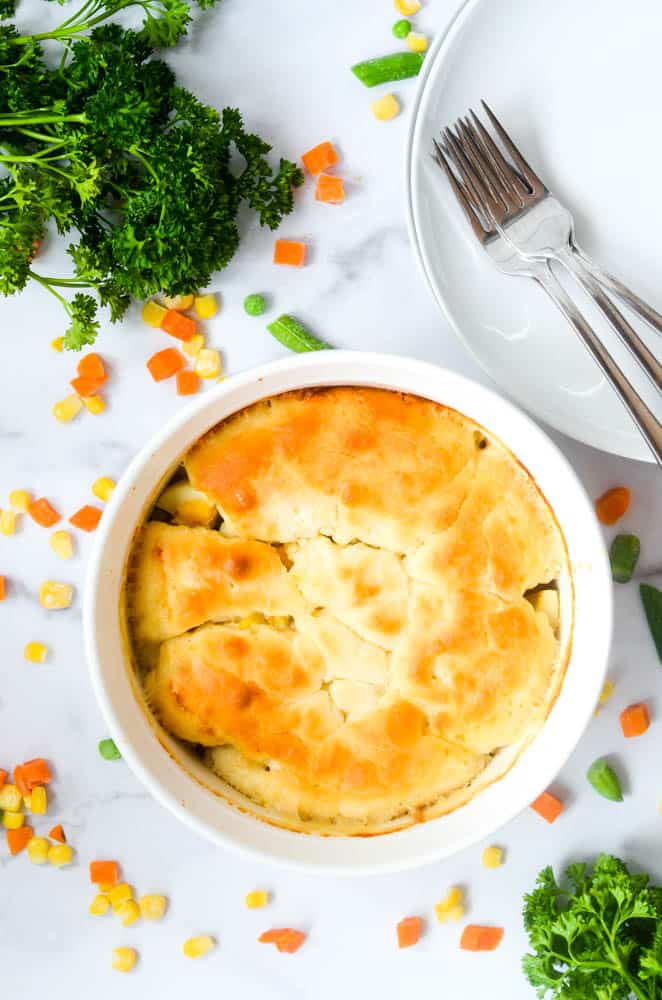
[1,1,662,997]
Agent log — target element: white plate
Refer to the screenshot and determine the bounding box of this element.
[406,0,662,462]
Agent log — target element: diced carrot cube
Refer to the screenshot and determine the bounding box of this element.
[460,925,504,952]
[176,370,199,396]
[70,375,104,398]
[315,174,345,204]
[619,702,650,738]
[49,824,66,843]
[162,310,196,342]
[0,576,5,601]
[302,141,339,175]
[273,240,307,267]
[147,348,185,382]
[69,505,103,532]
[14,759,52,795]
[397,916,422,949]
[0,769,7,788]
[531,790,564,824]
[595,486,630,525]
[28,497,60,527]
[90,859,120,885]
[7,824,33,855]
[259,928,306,953]
[77,353,107,384]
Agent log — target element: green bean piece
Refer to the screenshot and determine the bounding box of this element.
[351,51,424,88]
[98,738,121,761]
[267,314,330,352]
[640,583,662,664]
[587,758,623,801]
[609,533,640,583]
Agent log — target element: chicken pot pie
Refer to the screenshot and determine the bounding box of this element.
[125,387,570,835]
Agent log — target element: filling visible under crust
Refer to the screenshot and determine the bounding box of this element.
[125,387,569,835]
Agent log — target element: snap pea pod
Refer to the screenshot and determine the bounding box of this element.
[587,758,623,801]
[267,314,330,353]
[609,533,640,583]
[351,51,424,88]
[641,582,662,663]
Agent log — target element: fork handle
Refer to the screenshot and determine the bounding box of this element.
[553,246,662,394]
[534,264,662,465]
[571,240,662,337]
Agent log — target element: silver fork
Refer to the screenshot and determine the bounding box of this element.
[433,111,662,466]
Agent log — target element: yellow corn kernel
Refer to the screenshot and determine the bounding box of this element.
[182,935,215,959]
[194,294,218,320]
[139,894,168,921]
[141,299,167,328]
[194,348,221,379]
[406,31,428,52]
[481,846,504,869]
[48,843,74,867]
[599,679,615,705]
[82,394,106,415]
[112,947,137,973]
[3,810,24,829]
[9,489,31,513]
[245,890,269,909]
[39,580,74,610]
[98,882,115,893]
[163,293,194,311]
[371,93,400,121]
[51,336,64,352]
[0,509,16,536]
[92,476,116,503]
[116,900,141,927]
[0,784,23,811]
[183,333,205,358]
[49,530,74,560]
[24,641,48,663]
[270,616,291,630]
[435,887,464,924]
[394,0,420,13]
[238,612,266,629]
[53,395,83,423]
[27,836,50,864]
[89,893,111,916]
[28,785,47,815]
[109,883,133,910]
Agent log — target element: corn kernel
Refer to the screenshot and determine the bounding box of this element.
[446,903,465,922]
[183,333,205,358]
[599,679,615,706]
[435,887,464,924]
[51,336,64,352]
[3,810,24,829]
[245,890,269,909]
[182,935,215,959]
[238,612,266,629]
[112,947,137,973]
[406,31,428,52]
[141,299,167,328]
[27,836,50,864]
[109,883,133,910]
[98,882,115,893]
[481,846,504,869]
[0,509,16,536]
[139,894,168,921]
[0,784,23,811]
[92,476,116,503]
[48,843,74,867]
[27,785,47,815]
[116,899,141,927]
[9,489,31,513]
[53,395,83,423]
[194,294,218,320]
[371,93,401,121]
[49,530,74,560]
[89,893,111,916]
[24,641,48,663]
[163,293,194,311]
[194,348,221,379]
[394,0,420,13]
[82,394,106,415]
[39,580,74,610]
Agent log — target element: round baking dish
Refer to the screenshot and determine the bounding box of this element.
[84,352,612,874]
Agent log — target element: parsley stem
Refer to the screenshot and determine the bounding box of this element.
[0,113,86,127]
[28,271,92,290]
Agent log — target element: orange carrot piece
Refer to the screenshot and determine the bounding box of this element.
[302,140,339,175]
[14,758,52,794]
[273,239,307,267]
[176,370,199,396]
[89,859,119,885]
[0,576,5,602]
[259,928,306,953]
[595,486,630,525]
[460,925,504,952]
[620,702,650,738]
[531,790,564,824]
[7,824,33,855]
[49,824,66,843]
[69,504,103,532]
[147,348,185,382]
[162,310,196,342]
[77,353,107,384]
[397,916,422,949]
[28,497,61,527]
[70,375,104,398]
[0,768,7,788]
[315,173,345,204]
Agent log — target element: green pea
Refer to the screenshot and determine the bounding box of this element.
[587,758,623,801]
[244,293,266,317]
[392,18,411,39]
[98,738,121,761]
[610,534,640,583]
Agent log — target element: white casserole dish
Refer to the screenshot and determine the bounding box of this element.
[84,351,612,874]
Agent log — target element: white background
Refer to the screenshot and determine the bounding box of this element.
[1,1,661,997]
